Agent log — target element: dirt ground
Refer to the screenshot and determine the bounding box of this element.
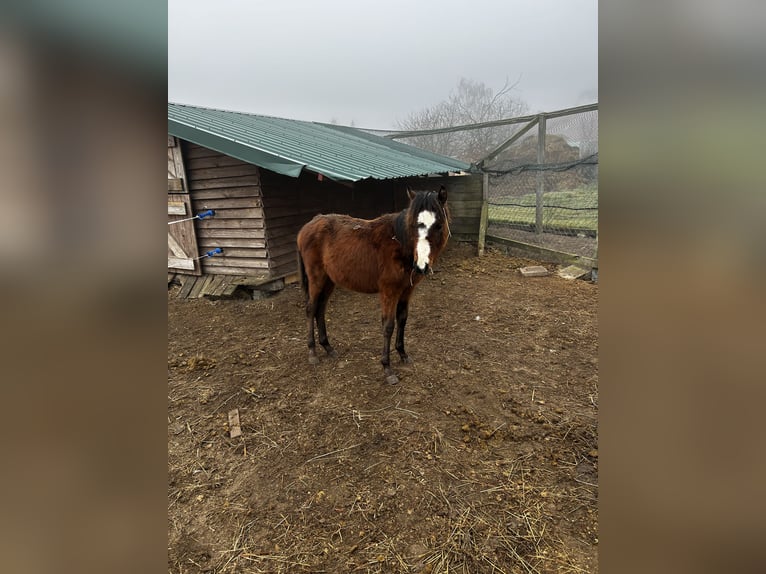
[168,242,598,573]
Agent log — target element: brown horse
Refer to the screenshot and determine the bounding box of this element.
[296,186,450,385]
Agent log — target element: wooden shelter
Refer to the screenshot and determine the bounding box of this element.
[168,104,483,298]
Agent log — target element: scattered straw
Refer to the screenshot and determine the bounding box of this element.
[304,443,362,464]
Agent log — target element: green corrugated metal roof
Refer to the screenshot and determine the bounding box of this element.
[168,103,472,182]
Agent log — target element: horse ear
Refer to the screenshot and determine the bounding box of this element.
[406,186,416,201]
[438,185,447,204]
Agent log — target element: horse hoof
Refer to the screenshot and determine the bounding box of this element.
[400,355,412,365]
[326,349,338,359]
[308,355,320,365]
[385,374,400,385]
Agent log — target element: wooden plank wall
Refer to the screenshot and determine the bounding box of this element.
[183,142,270,277]
[260,170,388,278]
[417,174,483,240]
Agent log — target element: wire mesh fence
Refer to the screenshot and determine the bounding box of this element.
[483,108,598,259]
[386,104,598,261]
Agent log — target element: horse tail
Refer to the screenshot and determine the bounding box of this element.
[297,246,309,299]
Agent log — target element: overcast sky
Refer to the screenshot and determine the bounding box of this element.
[169,0,597,130]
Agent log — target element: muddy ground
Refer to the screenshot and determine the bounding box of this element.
[168,242,598,573]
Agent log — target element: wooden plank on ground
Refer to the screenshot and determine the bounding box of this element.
[211,276,231,296]
[228,409,242,438]
[178,276,197,299]
[189,274,213,298]
[229,274,273,285]
[558,265,591,280]
[520,265,550,277]
[203,275,226,296]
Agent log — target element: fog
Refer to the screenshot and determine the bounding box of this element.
[169,0,598,128]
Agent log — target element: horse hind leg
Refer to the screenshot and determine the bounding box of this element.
[316,281,337,358]
[305,275,327,365]
[306,298,320,365]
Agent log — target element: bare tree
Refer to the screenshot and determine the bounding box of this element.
[396,78,528,162]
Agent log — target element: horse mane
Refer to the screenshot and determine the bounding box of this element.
[393,210,409,246]
[408,189,441,215]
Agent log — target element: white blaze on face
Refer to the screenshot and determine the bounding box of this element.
[415,210,436,270]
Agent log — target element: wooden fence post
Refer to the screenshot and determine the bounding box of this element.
[478,172,489,256]
[536,115,546,234]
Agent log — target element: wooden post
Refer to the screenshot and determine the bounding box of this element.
[478,172,489,256]
[536,115,546,234]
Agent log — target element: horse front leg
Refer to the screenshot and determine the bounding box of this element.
[395,296,412,364]
[380,296,399,385]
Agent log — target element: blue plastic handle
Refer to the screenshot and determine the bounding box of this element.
[205,248,223,257]
[197,210,215,219]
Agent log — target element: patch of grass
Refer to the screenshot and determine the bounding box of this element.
[489,186,598,232]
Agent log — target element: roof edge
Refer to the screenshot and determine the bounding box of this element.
[169,119,308,179]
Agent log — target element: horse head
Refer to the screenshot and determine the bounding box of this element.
[405,186,450,274]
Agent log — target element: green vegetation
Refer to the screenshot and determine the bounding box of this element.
[489,186,598,232]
